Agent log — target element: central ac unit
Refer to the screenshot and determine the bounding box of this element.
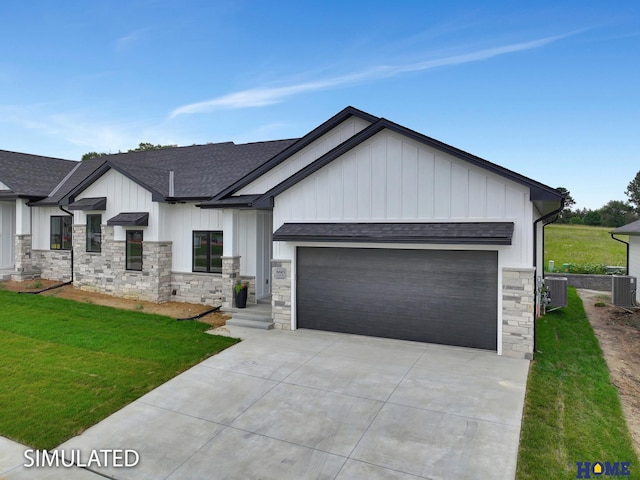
[544,277,568,308]
[612,275,637,308]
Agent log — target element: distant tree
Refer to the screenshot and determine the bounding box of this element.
[625,170,640,213]
[583,210,602,226]
[556,187,576,223]
[81,151,109,161]
[82,142,177,160]
[599,200,636,227]
[127,142,177,152]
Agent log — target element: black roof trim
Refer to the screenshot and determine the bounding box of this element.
[198,194,263,209]
[67,197,107,211]
[0,191,17,200]
[273,222,515,245]
[253,117,563,208]
[107,212,149,227]
[208,106,379,202]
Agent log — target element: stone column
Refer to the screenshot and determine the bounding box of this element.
[12,234,39,281]
[271,259,291,330]
[142,241,173,303]
[222,256,241,308]
[502,267,535,359]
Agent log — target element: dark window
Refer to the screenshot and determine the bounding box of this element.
[126,230,143,271]
[86,214,102,253]
[50,216,72,250]
[193,231,223,273]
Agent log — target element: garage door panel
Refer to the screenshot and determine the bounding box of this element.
[297,247,497,350]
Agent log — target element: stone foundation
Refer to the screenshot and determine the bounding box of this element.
[170,272,223,305]
[271,259,291,330]
[502,267,535,360]
[73,225,172,303]
[32,249,72,282]
[12,234,40,281]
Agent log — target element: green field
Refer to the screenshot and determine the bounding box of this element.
[544,224,627,272]
[516,288,638,479]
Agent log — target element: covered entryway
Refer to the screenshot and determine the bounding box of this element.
[296,247,498,350]
[0,202,16,270]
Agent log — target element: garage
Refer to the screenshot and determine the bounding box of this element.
[296,246,498,350]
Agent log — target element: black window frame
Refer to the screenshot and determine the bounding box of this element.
[126,230,143,271]
[86,214,102,253]
[192,231,223,273]
[50,216,72,250]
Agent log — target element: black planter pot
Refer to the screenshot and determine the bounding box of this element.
[235,287,248,308]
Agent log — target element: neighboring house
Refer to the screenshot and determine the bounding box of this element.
[0,107,565,359]
[611,220,640,302]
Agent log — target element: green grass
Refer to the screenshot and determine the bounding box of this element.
[544,224,626,271]
[516,288,638,479]
[0,290,238,449]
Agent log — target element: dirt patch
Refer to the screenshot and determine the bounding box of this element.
[0,279,230,327]
[578,289,640,456]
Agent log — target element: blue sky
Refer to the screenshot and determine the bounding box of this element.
[0,1,638,210]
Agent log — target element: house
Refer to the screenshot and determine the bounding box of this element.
[611,220,640,302]
[0,151,76,277]
[0,107,565,359]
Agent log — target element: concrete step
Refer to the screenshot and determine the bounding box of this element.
[226,306,274,330]
[226,315,274,330]
[0,271,13,281]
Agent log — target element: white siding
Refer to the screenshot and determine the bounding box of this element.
[629,236,640,303]
[0,179,10,190]
[273,129,533,267]
[32,207,64,250]
[160,203,224,272]
[237,116,371,195]
[77,169,157,241]
[0,201,15,268]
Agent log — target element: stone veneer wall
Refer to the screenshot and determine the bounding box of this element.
[502,267,535,360]
[170,272,223,305]
[32,249,72,282]
[73,225,172,303]
[271,259,291,330]
[12,234,40,280]
[221,256,240,308]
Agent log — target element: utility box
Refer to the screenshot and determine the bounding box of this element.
[612,275,637,308]
[544,277,568,308]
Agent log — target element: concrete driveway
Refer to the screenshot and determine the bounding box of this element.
[2,328,529,480]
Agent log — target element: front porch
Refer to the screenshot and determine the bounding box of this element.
[225,295,273,329]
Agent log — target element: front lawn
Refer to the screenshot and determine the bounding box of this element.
[0,289,238,449]
[516,288,638,479]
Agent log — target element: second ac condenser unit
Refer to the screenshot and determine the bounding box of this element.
[544,277,568,308]
[612,275,637,307]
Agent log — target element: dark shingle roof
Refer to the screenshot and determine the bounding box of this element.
[39,139,298,204]
[273,222,515,245]
[611,220,640,236]
[0,150,76,198]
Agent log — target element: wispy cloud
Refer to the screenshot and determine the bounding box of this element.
[170,32,574,118]
[115,31,142,51]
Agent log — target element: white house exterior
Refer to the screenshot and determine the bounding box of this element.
[1,107,565,359]
[611,220,640,303]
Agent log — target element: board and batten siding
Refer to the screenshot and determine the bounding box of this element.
[75,169,158,241]
[32,206,66,250]
[0,201,15,268]
[237,116,372,195]
[629,236,640,303]
[273,129,533,267]
[160,203,224,272]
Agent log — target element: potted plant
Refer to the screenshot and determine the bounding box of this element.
[234,281,249,308]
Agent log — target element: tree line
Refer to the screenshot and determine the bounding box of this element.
[557,171,640,227]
